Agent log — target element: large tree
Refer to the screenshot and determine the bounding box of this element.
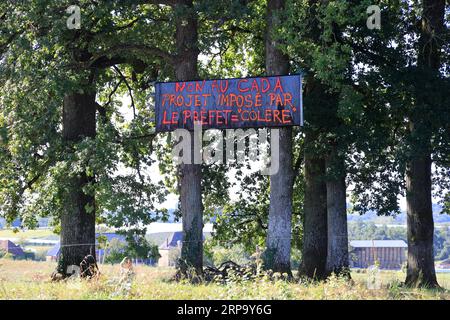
[294,0,332,281]
[146,0,256,276]
[0,1,169,275]
[60,89,97,271]
[202,0,305,270]
[173,0,204,277]
[333,0,449,287]
[405,0,446,288]
[264,0,293,275]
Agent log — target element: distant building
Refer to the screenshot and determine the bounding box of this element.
[349,240,407,269]
[46,233,126,262]
[158,231,183,267]
[46,244,60,262]
[0,240,25,259]
[157,231,208,267]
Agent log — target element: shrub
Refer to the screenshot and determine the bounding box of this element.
[208,244,252,267]
[2,252,15,260]
[105,251,127,264]
[169,247,181,266]
[104,237,160,264]
[104,239,127,264]
[33,249,48,261]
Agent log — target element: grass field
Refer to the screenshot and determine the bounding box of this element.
[0,260,449,300]
[0,229,57,240]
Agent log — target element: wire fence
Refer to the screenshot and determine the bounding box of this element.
[57,235,348,248]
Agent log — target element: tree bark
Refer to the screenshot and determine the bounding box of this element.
[264,0,293,275]
[174,0,203,277]
[405,152,437,287]
[60,92,96,276]
[325,148,349,276]
[405,0,444,288]
[297,0,330,281]
[301,132,328,280]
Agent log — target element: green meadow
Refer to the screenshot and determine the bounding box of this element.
[0,260,448,300]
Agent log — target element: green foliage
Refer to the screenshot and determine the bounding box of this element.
[104,238,127,264]
[435,228,450,261]
[169,247,182,266]
[205,242,253,267]
[1,252,15,260]
[32,249,48,262]
[348,221,407,242]
[0,0,171,233]
[127,235,160,261]
[104,239,127,264]
[104,235,160,264]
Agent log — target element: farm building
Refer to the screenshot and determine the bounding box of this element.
[0,240,25,259]
[46,244,60,262]
[46,233,126,262]
[349,240,407,269]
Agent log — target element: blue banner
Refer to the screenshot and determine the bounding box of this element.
[155,74,303,132]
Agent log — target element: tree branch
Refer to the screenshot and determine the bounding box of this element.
[0,31,20,57]
[102,77,124,110]
[118,0,182,7]
[90,18,140,36]
[142,0,182,6]
[113,66,136,118]
[89,44,175,67]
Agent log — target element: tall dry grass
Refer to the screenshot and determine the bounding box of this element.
[0,260,448,300]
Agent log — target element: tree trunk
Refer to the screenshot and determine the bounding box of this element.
[301,133,328,280]
[296,0,330,281]
[59,92,96,276]
[405,0,444,288]
[174,0,203,277]
[325,149,349,276]
[264,0,293,275]
[405,153,437,287]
